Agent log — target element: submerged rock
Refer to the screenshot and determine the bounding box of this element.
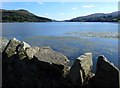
[67,53,93,87]
[93,55,119,88]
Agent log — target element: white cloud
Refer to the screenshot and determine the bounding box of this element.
[37,13,49,17]
[72,7,77,10]
[38,2,43,5]
[1,0,119,2]
[44,13,49,16]
[80,12,94,16]
[60,13,65,15]
[71,12,76,15]
[83,5,95,8]
[17,8,26,10]
[61,1,65,4]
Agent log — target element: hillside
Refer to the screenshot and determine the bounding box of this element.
[1,9,120,22]
[1,9,53,22]
[66,11,120,22]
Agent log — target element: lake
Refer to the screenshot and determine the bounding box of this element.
[1,22,119,72]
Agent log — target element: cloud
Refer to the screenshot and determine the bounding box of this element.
[17,8,26,10]
[1,0,119,2]
[81,12,94,16]
[83,5,95,8]
[60,13,65,15]
[72,7,77,10]
[61,1,65,4]
[45,13,49,16]
[37,13,49,17]
[38,2,43,5]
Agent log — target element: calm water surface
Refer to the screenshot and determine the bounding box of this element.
[2,22,119,71]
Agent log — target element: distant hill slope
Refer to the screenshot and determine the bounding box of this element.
[66,11,120,22]
[1,9,53,22]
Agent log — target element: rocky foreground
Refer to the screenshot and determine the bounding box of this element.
[2,38,119,88]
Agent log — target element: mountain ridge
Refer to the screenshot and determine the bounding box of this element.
[1,9,120,22]
[1,9,53,22]
[65,11,120,22]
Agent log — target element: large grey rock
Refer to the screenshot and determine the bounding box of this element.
[0,37,9,52]
[68,53,93,87]
[25,47,39,59]
[3,38,21,57]
[3,38,119,88]
[93,55,119,88]
[2,38,70,88]
[3,38,69,65]
[34,46,69,65]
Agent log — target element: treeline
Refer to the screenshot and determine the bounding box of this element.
[1,9,52,22]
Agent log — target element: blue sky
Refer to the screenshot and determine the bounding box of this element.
[2,2,118,20]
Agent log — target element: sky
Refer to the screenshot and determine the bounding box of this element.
[1,2,119,21]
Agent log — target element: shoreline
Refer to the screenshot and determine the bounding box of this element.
[1,21,120,23]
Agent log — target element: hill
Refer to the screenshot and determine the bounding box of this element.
[1,9,120,22]
[66,11,120,22]
[1,9,53,22]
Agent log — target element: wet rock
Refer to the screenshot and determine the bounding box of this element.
[93,55,119,88]
[67,53,93,87]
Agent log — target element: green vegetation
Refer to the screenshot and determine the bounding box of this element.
[1,9,120,22]
[66,11,120,22]
[1,9,53,22]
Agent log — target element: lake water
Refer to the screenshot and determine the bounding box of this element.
[1,22,119,72]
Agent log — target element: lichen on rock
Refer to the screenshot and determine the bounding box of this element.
[67,53,93,87]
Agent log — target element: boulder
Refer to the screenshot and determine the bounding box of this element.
[3,38,21,57]
[0,37,9,52]
[34,46,69,65]
[68,53,93,87]
[2,38,69,88]
[3,38,69,65]
[3,38,119,88]
[25,47,39,59]
[93,55,119,88]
